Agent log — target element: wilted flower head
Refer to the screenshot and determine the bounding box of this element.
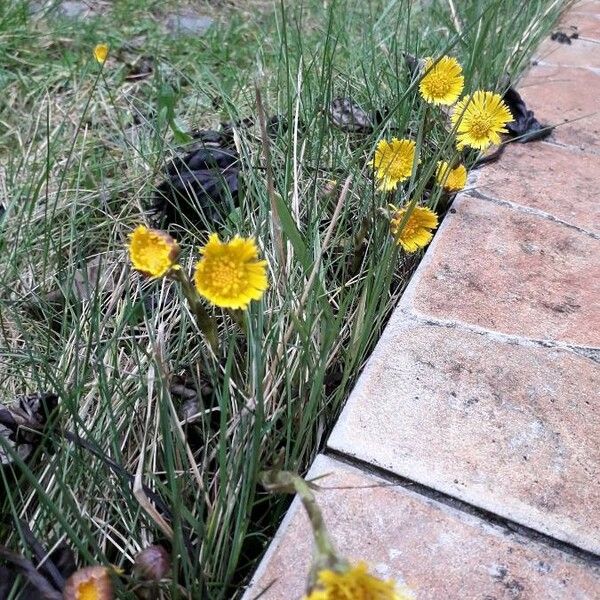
[435,161,467,192]
[134,545,171,582]
[194,233,268,310]
[389,205,438,253]
[93,44,109,64]
[369,138,417,192]
[305,562,410,600]
[63,566,113,600]
[127,225,180,278]
[451,91,512,150]
[419,56,464,105]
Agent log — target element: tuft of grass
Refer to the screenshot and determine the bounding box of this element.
[1,0,568,598]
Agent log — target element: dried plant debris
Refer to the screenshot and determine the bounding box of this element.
[0,536,78,600]
[152,128,241,227]
[124,55,154,81]
[503,86,552,142]
[329,97,375,133]
[0,548,63,600]
[0,392,58,465]
[152,116,289,228]
[551,27,579,44]
[402,51,427,78]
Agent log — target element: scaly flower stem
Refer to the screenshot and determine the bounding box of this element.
[260,470,348,581]
[170,269,219,354]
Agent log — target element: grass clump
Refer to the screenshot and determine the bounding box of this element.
[1,0,567,597]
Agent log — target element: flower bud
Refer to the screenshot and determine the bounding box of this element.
[133,545,171,582]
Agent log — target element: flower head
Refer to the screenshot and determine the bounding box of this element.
[435,161,467,192]
[305,563,409,600]
[194,234,268,309]
[419,56,464,105]
[63,566,113,600]
[127,225,180,278]
[390,205,438,253]
[451,91,512,150]
[93,44,109,64]
[369,138,417,191]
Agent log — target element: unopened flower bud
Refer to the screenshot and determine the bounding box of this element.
[133,545,171,581]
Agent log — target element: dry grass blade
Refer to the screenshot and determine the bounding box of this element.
[255,85,286,271]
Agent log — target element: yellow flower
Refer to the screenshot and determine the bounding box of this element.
[194,233,268,310]
[369,138,417,192]
[63,566,113,600]
[93,43,109,64]
[419,56,464,105]
[390,205,438,253]
[127,225,180,278]
[305,563,410,600]
[435,161,467,192]
[451,90,512,150]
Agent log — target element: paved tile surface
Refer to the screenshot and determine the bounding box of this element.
[572,0,600,15]
[558,10,600,40]
[402,195,600,347]
[329,319,600,554]
[473,141,600,235]
[519,65,600,153]
[245,455,600,599]
[536,36,600,69]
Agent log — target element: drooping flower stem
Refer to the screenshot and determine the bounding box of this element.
[170,269,219,354]
[260,470,348,580]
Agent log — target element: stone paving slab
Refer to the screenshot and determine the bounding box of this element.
[473,141,600,235]
[328,318,600,555]
[244,455,600,599]
[558,9,600,40]
[572,0,600,15]
[400,194,600,348]
[536,36,600,69]
[518,65,600,153]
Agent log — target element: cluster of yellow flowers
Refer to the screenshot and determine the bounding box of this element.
[371,55,512,254]
[128,225,268,310]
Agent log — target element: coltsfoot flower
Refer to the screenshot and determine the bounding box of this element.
[369,138,417,192]
[435,161,467,192]
[63,566,113,600]
[451,91,512,150]
[127,225,180,278]
[419,56,464,105]
[305,562,410,600]
[93,43,109,64]
[390,205,439,253]
[194,234,268,310]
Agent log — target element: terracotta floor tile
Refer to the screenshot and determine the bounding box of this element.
[328,322,600,554]
[572,0,600,16]
[473,141,600,235]
[518,65,600,153]
[244,455,600,599]
[535,36,600,69]
[558,11,600,41]
[402,195,600,347]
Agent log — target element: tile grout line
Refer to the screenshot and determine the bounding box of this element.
[395,306,600,362]
[466,187,600,240]
[324,448,600,568]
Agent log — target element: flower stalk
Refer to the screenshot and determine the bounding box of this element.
[261,470,411,599]
[169,267,219,354]
[260,470,347,582]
